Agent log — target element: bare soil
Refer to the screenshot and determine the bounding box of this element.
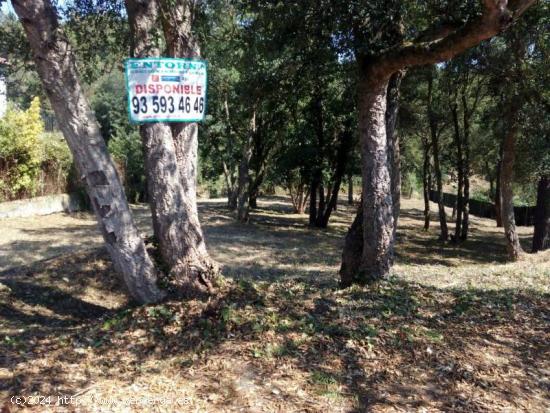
[0,197,548,412]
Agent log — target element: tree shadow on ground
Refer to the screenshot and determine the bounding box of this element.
[2,258,548,412]
[396,207,534,266]
[0,197,546,412]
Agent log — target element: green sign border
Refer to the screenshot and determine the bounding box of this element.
[124,57,208,124]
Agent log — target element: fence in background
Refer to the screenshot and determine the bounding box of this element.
[429,190,535,226]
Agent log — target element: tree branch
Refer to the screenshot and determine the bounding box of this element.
[373,0,536,76]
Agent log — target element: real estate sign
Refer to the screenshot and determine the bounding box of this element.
[125,58,207,123]
[0,75,6,119]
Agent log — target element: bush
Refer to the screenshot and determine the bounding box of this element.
[0,97,43,201]
[38,132,73,196]
[108,129,146,203]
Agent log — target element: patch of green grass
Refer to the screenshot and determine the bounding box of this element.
[309,370,342,398]
[146,305,174,320]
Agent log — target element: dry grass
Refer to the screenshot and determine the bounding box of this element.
[0,197,548,412]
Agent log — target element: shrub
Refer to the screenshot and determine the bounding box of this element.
[0,97,43,201]
[38,132,73,196]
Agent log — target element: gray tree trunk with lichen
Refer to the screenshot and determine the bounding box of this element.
[13,0,165,304]
[125,0,216,294]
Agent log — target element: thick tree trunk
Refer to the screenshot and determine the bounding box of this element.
[500,106,523,261]
[340,70,399,284]
[532,175,550,252]
[339,0,535,287]
[249,180,260,209]
[13,0,165,304]
[340,201,364,288]
[357,72,394,280]
[127,0,216,293]
[422,138,431,231]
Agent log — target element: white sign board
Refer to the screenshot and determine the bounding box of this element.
[125,58,207,123]
[0,76,6,119]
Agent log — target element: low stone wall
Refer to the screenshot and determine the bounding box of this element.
[0,193,84,219]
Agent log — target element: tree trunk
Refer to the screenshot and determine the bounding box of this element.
[532,175,550,252]
[495,159,503,227]
[289,182,309,214]
[236,142,252,222]
[340,70,399,284]
[428,71,448,241]
[358,72,394,280]
[13,0,165,304]
[222,161,238,209]
[461,168,470,240]
[460,86,474,241]
[451,103,464,242]
[339,0,535,287]
[237,112,256,222]
[386,71,404,233]
[340,201,364,288]
[249,182,259,209]
[318,129,352,227]
[127,0,216,293]
[500,104,523,261]
[422,137,431,231]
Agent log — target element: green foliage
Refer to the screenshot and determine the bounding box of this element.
[0,97,43,200]
[89,72,146,203]
[108,130,145,203]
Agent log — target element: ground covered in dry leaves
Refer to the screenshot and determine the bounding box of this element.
[0,198,549,412]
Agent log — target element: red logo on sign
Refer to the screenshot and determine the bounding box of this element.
[151,75,159,82]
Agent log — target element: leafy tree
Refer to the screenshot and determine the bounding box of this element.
[337,0,536,285]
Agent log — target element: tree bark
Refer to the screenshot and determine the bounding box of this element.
[460,90,471,241]
[495,158,503,227]
[126,0,216,293]
[340,201,364,288]
[386,71,404,234]
[500,104,523,261]
[236,111,256,222]
[221,161,238,209]
[358,72,395,280]
[236,140,253,222]
[422,137,431,231]
[13,0,165,304]
[451,102,464,242]
[532,175,550,252]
